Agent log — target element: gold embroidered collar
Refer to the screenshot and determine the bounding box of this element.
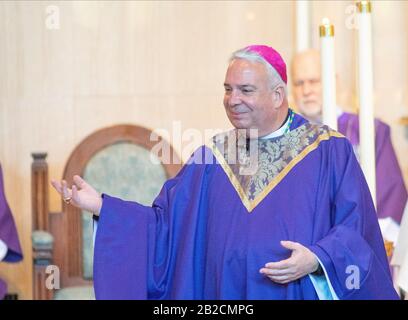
[210,123,344,212]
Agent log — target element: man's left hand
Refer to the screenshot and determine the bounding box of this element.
[260,240,319,284]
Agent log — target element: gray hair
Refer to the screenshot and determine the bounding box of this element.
[229,48,288,95]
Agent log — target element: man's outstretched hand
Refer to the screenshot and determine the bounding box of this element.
[260,240,320,284]
[51,175,103,216]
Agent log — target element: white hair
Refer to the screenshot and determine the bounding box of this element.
[229,48,288,96]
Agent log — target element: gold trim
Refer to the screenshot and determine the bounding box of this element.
[319,24,335,37]
[210,130,345,213]
[356,1,371,13]
[249,131,343,212]
[384,240,394,258]
[211,143,252,210]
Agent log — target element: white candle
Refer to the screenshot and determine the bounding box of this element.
[296,0,311,52]
[357,1,376,206]
[319,18,337,130]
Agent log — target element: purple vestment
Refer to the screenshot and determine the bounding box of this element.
[93,113,398,299]
[0,164,23,299]
[338,112,407,223]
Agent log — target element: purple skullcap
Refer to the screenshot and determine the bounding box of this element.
[245,45,287,84]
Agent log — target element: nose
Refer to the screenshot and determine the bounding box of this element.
[302,81,312,96]
[225,89,242,107]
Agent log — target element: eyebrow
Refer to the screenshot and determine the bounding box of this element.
[223,84,256,89]
[239,85,256,89]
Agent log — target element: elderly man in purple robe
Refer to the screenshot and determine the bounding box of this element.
[291,49,407,233]
[52,45,398,300]
[0,163,23,299]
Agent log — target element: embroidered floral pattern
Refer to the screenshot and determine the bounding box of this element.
[211,123,344,211]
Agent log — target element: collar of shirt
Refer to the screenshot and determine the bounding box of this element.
[260,115,291,139]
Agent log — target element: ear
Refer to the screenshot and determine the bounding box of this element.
[273,85,285,107]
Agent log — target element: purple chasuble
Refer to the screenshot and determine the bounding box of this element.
[94,112,398,300]
[338,112,407,223]
[0,164,23,299]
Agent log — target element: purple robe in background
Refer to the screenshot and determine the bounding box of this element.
[0,164,23,299]
[338,112,407,223]
[94,112,398,299]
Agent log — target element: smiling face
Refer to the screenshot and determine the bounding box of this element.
[223,58,285,137]
[291,50,323,121]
